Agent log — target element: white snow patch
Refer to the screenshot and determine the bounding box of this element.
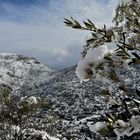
[75,114,100,124]
[20,96,40,105]
[76,45,109,81]
[87,121,108,134]
[114,115,140,140]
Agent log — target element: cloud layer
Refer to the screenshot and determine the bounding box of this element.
[0,0,119,69]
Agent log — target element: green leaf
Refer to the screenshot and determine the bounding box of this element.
[106,113,116,123]
[121,56,130,59]
[132,52,140,59]
[118,84,128,92]
[108,71,120,82]
[64,18,73,26]
[129,127,134,133]
[98,29,104,33]
[100,89,111,96]
[72,24,82,29]
[83,21,93,29]
[132,58,140,64]
[126,46,135,50]
[86,38,96,45]
[128,60,134,65]
[104,55,113,62]
[92,33,97,38]
[73,20,81,27]
[87,19,96,28]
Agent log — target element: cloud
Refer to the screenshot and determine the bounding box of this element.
[0,0,119,70]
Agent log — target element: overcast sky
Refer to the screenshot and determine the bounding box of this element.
[0,0,119,70]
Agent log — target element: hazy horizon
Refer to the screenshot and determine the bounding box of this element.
[0,0,119,70]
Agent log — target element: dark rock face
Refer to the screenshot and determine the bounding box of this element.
[0,53,140,140]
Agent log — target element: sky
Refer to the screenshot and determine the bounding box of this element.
[0,0,119,70]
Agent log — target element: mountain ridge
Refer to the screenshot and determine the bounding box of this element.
[0,53,140,139]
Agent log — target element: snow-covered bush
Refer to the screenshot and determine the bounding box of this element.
[64,0,140,139]
[0,84,59,140]
[75,45,109,82]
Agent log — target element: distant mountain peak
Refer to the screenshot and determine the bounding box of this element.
[0,53,53,94]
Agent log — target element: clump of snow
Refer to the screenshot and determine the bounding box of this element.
[75,42,128,82]
[85,45,109,63]
[28,96,39,105]
[75,59,93,82]
[114,115,140,140]
[112,31,121,42]
[75,45,109,82]
[88,115,140,140]
[115,119,128,128]
[87,121,108,134]
[20,96,40,105]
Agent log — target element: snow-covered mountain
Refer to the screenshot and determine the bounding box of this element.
[0,53,139,140]
[0,53,53,95]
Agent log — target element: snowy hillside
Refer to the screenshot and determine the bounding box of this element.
[0,53,139,139]
[28,65,140,140]
[0,53,53,95]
